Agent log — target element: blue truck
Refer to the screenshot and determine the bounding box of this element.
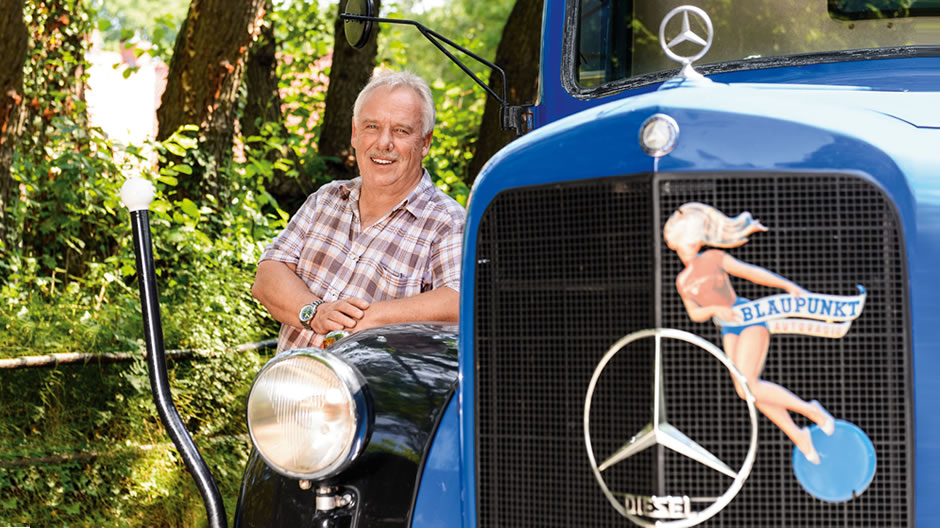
[123,0,940,526]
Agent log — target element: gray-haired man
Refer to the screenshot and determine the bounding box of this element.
[252,71,465,353]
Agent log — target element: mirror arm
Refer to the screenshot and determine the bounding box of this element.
[416,24,507,105]
[341,13,531,135]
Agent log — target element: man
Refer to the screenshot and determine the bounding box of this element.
[252,71,466,353]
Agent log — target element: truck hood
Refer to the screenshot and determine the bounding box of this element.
[474,76,938,210]
[731,83,940,128]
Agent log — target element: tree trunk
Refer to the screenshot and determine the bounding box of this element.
[156,0,267,198]
[0,0,28,253]
[13,1,95,280]
[317,0,382,181]
[242,0,308,214]
[242,0,280,140]
[468,0,543,185]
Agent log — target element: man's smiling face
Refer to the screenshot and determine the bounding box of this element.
[351,85,432,193]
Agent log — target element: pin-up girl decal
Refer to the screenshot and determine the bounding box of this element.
[663,203,870,466]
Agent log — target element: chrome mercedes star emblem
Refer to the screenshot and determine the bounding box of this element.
[584,329,759,528]
[659,5,714,79]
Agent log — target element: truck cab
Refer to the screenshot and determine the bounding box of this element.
[233,1,940,526]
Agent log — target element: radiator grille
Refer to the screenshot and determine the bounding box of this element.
[474,173,911,527]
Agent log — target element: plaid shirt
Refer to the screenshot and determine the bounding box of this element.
[260,170,465,353]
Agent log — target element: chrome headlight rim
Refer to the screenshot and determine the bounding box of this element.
[246,347,372,481]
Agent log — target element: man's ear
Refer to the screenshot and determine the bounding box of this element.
[350,117,358,149]
[421,131,433,157]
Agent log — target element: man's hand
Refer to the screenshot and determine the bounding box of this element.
[312,298,370,334]
[346,287,459,334]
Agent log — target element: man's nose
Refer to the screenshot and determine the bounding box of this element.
[378,126,393,149]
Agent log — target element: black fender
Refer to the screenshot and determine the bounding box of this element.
[234,323,458,528]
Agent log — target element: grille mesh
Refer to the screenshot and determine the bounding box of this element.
[474,173,911,527]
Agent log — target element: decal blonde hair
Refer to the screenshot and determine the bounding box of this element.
[663,202,766,249]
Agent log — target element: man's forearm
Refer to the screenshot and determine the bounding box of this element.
[354,287,459,332]
[251,259,317,328]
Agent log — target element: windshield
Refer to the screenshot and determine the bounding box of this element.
[831,0,940,19]
[576,0,940,89]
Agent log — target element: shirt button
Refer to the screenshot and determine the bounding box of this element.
[349,254,359,262]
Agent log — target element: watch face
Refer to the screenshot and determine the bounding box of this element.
[299,304,315,322]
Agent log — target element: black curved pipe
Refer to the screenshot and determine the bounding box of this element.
[129,209,227,528]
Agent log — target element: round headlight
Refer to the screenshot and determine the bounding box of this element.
[246,349,371,480]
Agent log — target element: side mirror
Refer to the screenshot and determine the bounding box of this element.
[343,0,374,49]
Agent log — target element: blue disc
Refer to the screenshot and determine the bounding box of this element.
[792,419,876,502]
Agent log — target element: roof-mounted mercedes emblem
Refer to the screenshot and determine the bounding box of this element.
[584,329,758,527]
[659,5,714,80]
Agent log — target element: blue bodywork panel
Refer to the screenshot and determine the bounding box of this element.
[411,394,462,528]
[453,63,940,526]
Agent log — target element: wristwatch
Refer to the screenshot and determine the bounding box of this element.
[299,300,326,331]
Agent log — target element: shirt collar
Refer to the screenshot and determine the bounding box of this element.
[342,177,362,203]
[402,169,434,218]
[341,169,434,219]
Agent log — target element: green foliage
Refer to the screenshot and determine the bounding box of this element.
[2,110,280,524]
[425,80,479,206]
[93,0,189,63]
[272,0,332,151]
[830,0,917,19]
[7,0,125,291]
[20,0,95,128]
[0,352,264,527]
[5,118,281,345]
[378,0,515,90]
[12,121,128,287]
[4,4,282,525]
[251,0,339,198]
[2,116,281,524]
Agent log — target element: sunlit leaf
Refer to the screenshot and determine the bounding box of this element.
[156,175,178,186]
[170,164,192,175]
[150,199,172,213]
[163,142,186,156]
[180,199,200,218]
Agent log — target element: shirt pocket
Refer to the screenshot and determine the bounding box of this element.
[379,260,424,299]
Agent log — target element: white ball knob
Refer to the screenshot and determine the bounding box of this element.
[120,178,155,212]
